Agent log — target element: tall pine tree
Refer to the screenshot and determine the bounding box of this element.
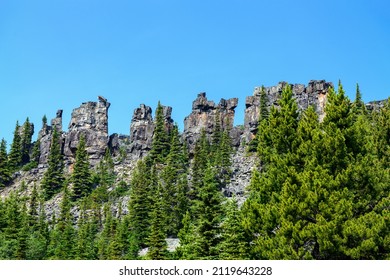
[41,128,64,200]
[8,121,22,171]
[0,139,11,188]
[71,134,92,200]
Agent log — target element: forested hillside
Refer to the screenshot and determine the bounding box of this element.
[0,82,389,259]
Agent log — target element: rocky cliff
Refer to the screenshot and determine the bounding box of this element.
[34,81,335,170]
[1,79,388,231]
[183,92,238,152]
[63,97,111,167]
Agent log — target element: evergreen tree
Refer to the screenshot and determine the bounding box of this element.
[191,163,224,259]
[160,125,189,236]
[26,188,49,260]
[71,134,92,200]
[75,200,98,259]
[323,81,352,131]
[214,128,233,187]
[0,192,22,259]
[41,128,64,200]
[27,139,41,169]
[0,139,11,188]
[352,83,366,116]
[176,211,201,260]
[372,99,390,167]
[147,182,169,260]
[218,197,250,259]
[16,202,29,259]
[190,130,209,201]
[128,160,151,247]
[257,84,299,165]
[91,148,115,203]
[97,148,115,188]
[21,118,33,164]
[42,115,47,127]
[115,214,138,259]
[259,85,269,121]
[97,204,121,259]
[166,124,187,173]
[48,186,75,259]
[248,85,269,152]
[8,121,23,171]
[211,112,222,153]
[149,101,170,163]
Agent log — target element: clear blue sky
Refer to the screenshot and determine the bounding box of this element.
[1,0,389,147]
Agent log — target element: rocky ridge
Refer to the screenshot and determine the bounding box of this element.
[1,80,387,216]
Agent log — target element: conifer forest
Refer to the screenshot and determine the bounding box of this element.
[0,82,389,260]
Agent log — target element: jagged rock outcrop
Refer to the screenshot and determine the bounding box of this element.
[244,80,333,141]
[51,109,63,132]
[162,105,174,133]
[63,97,110,167]
[183,92,238,152]
[128,104,154,158]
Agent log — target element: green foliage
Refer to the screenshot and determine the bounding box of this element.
[42,115,47,127]
[48,186,75,259]
[128,160,152,247]
[247,86,269,152]
[243,81,390,260]
[71,134,93,200]
[149,101,170,163]
[22,139,41,171]
[21,118,33,165]
[352,83,366,116]
[190,130,210,200]
[180,164,224,259]
[0,139,11,188]
[74,200,98,259]
[1,81,388,260]
[218,197,250,259]
[8,121,23,171]
[147,182,169,260]
[41,128,65,200]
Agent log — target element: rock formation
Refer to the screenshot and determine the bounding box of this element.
[63,97,110,167]
[244,80,333,141]
[128,104,154,158]
[183,93,238,152]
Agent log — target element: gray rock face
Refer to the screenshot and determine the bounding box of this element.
[51,110,63,132]
[162,105,174,133]
[244,80,333,141]
[224,144,257,205]
[183,93,238,152]
[129,104,154,158]
[63,98,110,167]
[109,133,131,157]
